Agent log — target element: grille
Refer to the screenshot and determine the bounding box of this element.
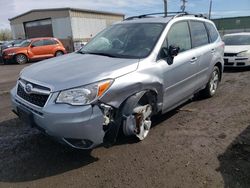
[224,53,237,57]
[17,84,49,107]
[237,62,246,66]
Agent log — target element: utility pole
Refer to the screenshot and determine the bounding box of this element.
[208,0,213,19]
[163,0,167,17]
[180,0,187,12]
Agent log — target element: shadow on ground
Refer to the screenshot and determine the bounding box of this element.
[0,118,98,183]
[224,67,250,73]
[217,125,250,188]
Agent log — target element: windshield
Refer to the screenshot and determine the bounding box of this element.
[223,35,250,45]
[18,40,31,47]
[79,23,166,59]
[13,39,24,45]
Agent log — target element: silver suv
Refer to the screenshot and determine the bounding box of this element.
[11,13,224,149]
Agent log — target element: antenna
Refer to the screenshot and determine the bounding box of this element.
[180,0,188,12]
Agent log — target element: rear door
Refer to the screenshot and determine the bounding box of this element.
[157,21,200,111]
[189,21,212,89]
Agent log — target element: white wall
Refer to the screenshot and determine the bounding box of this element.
[52,17,73,39]
[71,17,106,40]
[10,24,25,39]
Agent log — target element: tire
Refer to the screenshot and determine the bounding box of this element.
[122,92,155,141]
[55,51,64,57]
[201,66,220,98]
[15,54,28,64]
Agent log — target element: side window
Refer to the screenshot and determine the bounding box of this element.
[166,21,191,53]
[205,22,219,43]
[190,21,209,48]
[32,40,43,47]
[43,39,57,46]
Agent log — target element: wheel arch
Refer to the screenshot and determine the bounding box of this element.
[214,61,223,81]
[14,53,29,63]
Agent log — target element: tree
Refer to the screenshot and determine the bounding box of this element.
[0,29,12,41]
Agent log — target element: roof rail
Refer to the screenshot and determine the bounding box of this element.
[124,12,207,21]
[125,12,184,20]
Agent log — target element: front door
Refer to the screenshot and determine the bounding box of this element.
[158,21,200,112]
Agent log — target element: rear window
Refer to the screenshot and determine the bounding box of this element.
[43,39,58,46]
[190,21,209,48]
[205,23,219,43]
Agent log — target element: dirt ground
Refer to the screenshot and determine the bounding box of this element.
[0,63,250,188]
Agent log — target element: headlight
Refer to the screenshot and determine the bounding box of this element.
[237,50,250,57]
[56,79,113,105]
[7,53,16,56]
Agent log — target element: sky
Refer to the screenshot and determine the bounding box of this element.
[0,0,250,29]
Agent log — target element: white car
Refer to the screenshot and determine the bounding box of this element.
[223,33,250,67]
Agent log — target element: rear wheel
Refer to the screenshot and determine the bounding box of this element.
[201,66,220,98]
[55,51,64,57]
[15,54,28,64]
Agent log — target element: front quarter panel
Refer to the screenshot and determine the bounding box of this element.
[100,59,164,110]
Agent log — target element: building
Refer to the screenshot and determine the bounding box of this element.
[9,8,124,52]
[212,16,250,36]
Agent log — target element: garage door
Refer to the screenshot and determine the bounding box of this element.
[24,19,53,38]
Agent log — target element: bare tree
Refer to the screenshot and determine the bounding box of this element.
[0,29,12,41]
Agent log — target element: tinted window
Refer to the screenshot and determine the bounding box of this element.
[205,23,219,43]
[166,21,191,52]
[223,35,250,45]
[32,40,43,47]
[190,21,209,47]
[43,39,58,46]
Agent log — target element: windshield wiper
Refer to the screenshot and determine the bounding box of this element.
[77,51,118,58]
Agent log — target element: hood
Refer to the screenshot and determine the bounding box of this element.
[21,53,139,92]
[224,45,250,54]
[3,46,27,53]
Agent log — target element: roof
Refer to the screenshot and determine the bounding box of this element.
[9,7,125,21]
[121,15,211,24]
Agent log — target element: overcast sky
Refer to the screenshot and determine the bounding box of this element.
[0,0,250,29]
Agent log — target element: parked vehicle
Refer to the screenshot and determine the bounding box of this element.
[2,37,66,64]
[11,13,224,149]
[1,39,25,53]
[223,33,250,67]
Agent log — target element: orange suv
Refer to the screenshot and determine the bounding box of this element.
[2,37,66,64]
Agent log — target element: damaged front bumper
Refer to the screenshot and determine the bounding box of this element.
[10,86,106,149]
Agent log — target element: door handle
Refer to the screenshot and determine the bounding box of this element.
[190,57,198,63]
[211,49,215,54]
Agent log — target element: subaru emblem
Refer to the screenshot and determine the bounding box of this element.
[24,83,33,94]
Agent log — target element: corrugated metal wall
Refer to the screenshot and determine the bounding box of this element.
[10,24,25,39]
[70,10,123,42]
[9,9,124,51]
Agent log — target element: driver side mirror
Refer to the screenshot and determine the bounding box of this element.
[168,45,180,58]
[160,45,180,65]
[30,44,35,48]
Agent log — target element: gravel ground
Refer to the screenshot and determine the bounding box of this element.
[0,64,250,188]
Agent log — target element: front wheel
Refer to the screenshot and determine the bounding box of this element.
[15,54,28,64]
[201,66,220,98]
[122,93,155,141]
